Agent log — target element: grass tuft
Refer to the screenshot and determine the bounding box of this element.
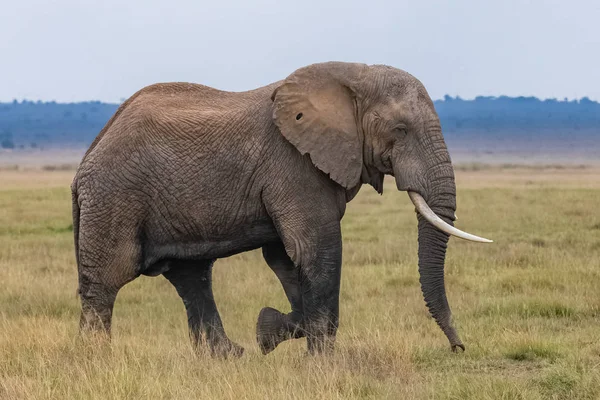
[536,369,578,398]
[505,342,561,362]
[475,301,577,319]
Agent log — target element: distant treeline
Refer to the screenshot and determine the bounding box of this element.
[436,96,600,132]
[1,96,599,149]
[0,101,118,149]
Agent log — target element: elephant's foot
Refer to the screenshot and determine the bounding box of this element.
[256,307,286,354]
[207,339,245,359]
[256,307,303,354]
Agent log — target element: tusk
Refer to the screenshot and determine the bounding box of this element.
[408,191,493,243]
[454,213,458,221]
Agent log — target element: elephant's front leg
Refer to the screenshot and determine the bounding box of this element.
[260,220,343,355]
[301,234,342,355]
[257,242,305,354]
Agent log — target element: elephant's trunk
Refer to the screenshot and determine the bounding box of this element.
[415,134,464,351]
[396,123,464,351]
[417,209,463,351]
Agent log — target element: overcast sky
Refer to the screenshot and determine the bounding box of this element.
[1,0,598,103]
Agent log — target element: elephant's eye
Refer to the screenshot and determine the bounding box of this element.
[393,126,408,139]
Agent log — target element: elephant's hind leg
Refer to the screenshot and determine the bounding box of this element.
[257,242,305,354]
[163,259,244,358]
[78,241,140,337]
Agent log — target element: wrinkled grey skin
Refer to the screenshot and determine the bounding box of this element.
[72,62,463,357]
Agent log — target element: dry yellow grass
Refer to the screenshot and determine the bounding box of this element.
[1,166,599,399]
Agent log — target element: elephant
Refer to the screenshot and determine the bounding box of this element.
[71,61,491,357]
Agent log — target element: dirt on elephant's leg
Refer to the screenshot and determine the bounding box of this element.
[300,255,342,355]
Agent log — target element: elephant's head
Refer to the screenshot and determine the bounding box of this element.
[272,62,491,351]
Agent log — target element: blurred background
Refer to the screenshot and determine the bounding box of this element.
[1,0,599,167]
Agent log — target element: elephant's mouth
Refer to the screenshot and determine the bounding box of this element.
[407,192,492,243]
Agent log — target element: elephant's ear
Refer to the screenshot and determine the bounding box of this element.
[271,63,365,189]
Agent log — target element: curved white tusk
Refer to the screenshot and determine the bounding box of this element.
[408,191,493,243]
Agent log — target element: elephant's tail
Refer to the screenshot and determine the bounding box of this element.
[71,181,81,298]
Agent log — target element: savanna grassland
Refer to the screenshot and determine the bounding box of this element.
[1,166,600,399]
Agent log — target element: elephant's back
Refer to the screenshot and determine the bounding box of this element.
[122,81,279,116]
[73,80,281,204]
[78,81,274,165]
[79,80,278,160]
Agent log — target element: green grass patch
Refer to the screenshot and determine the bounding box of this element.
[476,301,577,319]
[505,342,561,362]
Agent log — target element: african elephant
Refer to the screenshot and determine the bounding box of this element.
[72,62,491,357]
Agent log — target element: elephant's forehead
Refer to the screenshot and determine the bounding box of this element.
[379,96,420,119]
[384,80,422,100]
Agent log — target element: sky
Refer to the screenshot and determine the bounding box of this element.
[1,0,599,103]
